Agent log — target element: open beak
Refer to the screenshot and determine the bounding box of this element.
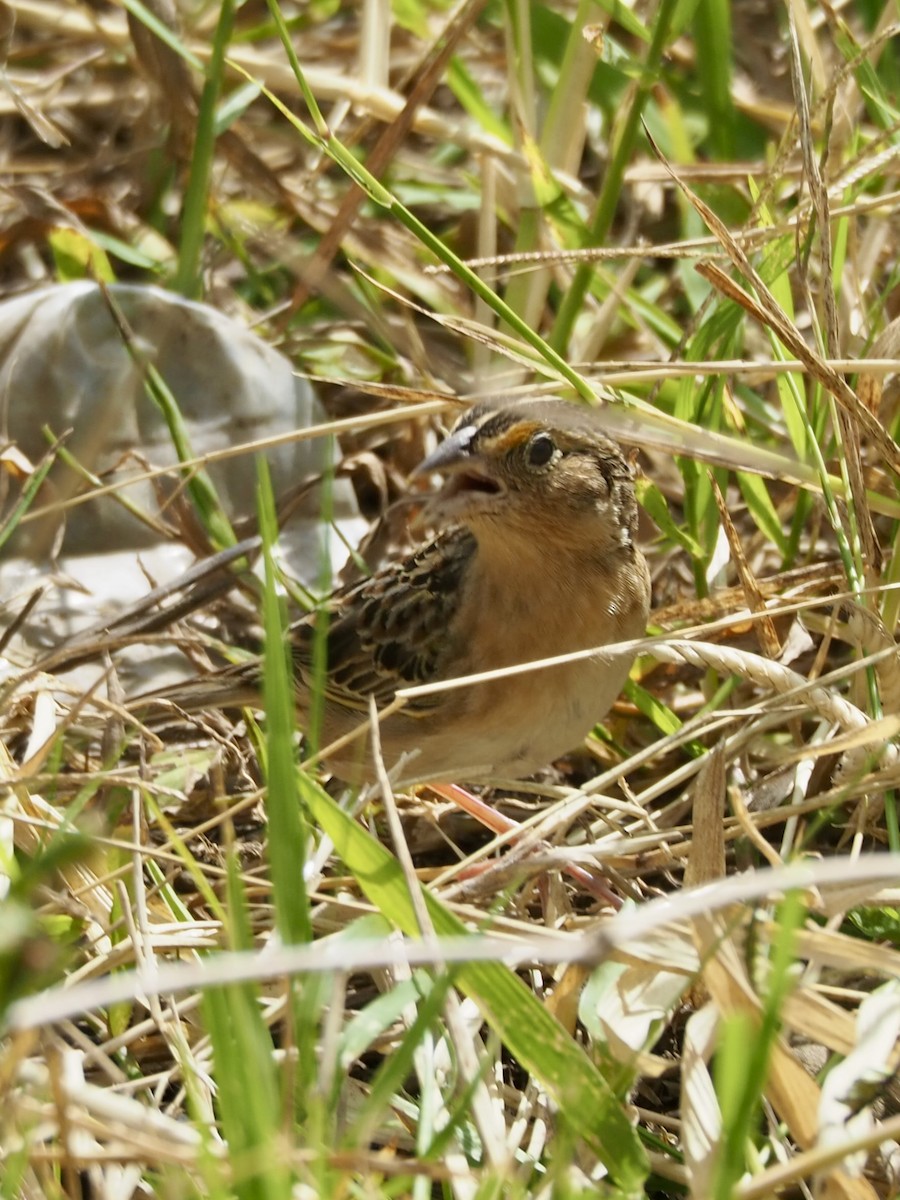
[414,425,503,519]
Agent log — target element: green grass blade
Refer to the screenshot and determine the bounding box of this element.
[693,0,734,158]
[0,444,60,552]
[235,32,599,406]
[302,775,650,1189]
[121,0,203,70]
[201,853,293,1200]
[550,0,682,352]
[257,458,312,946]
[174,0,237,297]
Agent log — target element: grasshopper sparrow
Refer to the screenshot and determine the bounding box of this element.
[152,399,651,785]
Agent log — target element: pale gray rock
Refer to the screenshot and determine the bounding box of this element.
[0,283,364,691]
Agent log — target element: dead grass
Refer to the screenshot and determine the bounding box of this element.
[2,0,900,1197]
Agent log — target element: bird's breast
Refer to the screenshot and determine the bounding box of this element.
[426,551,649,776]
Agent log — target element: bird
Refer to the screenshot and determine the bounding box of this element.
[144,398,651,786]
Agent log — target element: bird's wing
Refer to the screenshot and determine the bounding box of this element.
[290,527,475,715]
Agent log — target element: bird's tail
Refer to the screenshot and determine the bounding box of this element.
[131,661,263,719]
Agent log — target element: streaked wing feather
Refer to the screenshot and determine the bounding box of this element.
[291,527,474,715]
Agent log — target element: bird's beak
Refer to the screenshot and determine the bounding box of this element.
[413,424,503,527]
[414,424,478,476]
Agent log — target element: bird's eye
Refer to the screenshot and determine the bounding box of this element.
[526,433,556,468]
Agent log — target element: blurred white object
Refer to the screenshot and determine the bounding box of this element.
[0,282,363,688]
[817,981,900,1181]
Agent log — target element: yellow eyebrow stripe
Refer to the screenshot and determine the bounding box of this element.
[487,421,542,453]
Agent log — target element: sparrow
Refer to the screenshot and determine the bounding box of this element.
[144,398,651,785]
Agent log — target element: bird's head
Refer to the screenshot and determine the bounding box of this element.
[416,399,639,555]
